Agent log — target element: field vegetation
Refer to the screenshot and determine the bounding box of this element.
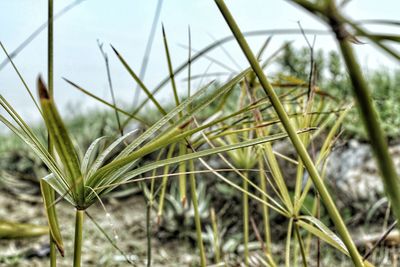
[0,0,399,266]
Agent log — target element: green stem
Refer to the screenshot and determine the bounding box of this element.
[243,171,249,267]
[146,201,152,267]
[328,0,400,235]
[179,142,187,206]
[295,223,308,267]
[48,2,57,266]
[210,208,221,263]
[189,160,207,267]
[48,0,53,97]
[73,210,84,267]
[50,236,57,267]
[214,1,363,266]
[337,38,400,222]
[285,218,293,267]
[258,157,271,254]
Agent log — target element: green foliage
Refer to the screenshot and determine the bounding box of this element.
[1,0,398,266]
[276,44,400,139]
[277,43,325,82]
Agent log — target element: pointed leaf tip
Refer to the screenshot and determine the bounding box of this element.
[110,44,119,56]
[37,76,50,99]
[161,23,166,36]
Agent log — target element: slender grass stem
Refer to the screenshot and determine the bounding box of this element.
[210,208,221,263]
[50,236,57,267]
[47,1,57,266]
[179,143,187,206]
[337,32,400,224]
[243,171,249,267]
[295,223,308,267]
[258,157,271,254]
[73,210,84,267]
[214,1,363,266]
[189,160,207,267]
[285,218,293,267]
[146,201,152,267]
[48,0,53,97]
[133,0,163,108]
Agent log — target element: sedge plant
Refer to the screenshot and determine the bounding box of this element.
[0,65,300,266]
[290,0,400,229]
[213,1,374,266]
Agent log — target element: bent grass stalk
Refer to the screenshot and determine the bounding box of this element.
[214,1,364,266]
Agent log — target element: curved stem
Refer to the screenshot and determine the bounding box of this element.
[74,210,84,267]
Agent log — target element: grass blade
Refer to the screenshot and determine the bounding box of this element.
[40,180,64,256]
[38,77,84,207]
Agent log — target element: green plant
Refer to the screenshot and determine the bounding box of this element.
[1,65,298,266]
[290,2,400,266]
[214,1,368,266]
[1,1,398,266]
[275,45,400,140]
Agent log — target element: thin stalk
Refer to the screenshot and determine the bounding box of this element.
[187,27,192,98]
[145,152,162,267]
[133,0,163,108]
[285,218,294,267]
[336,26,400,224]
[243,171,249,267]
[50,236,57,267]
[295,223,308,267]
[73,210,84,267]
[258,156,271,254]
[214,1,363,266]
[292,0,400,226]
[316,194,321,267]
[162,25,180,107]
[98,42,123,136]
[157,144,176,223]
[210,208,221,263]
[189,160,206,267]
[179,143,187,206]
[146,201,152,267]
[48,0,53,97]
[48,1,57,265]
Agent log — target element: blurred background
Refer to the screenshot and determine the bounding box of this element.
[1,0,399,123]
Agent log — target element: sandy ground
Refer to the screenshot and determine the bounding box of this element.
[0,191,199,267]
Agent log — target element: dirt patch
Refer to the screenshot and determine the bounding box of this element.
[0,191,198,267]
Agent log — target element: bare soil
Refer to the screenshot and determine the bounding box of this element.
[0,191,198,267]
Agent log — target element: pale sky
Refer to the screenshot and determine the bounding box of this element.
[0,0,399,123]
